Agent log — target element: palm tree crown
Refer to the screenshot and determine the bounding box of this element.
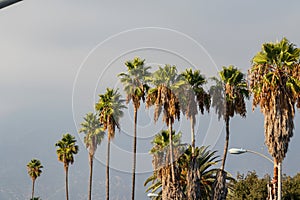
[249,37,300,163]
[95,88,126,140]
[210,65,249,121]
[118,57,151,108]
[181,68,210,116]
[150,130,184,170]
[55,133,79,167]
[146,64,184,125]
[27,159,43,181]
[79,112,105,156]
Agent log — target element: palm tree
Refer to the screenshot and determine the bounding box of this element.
[145,130,223,200]
[181,68,210,155]
[118,57,151,200]
[79,112,105,200]
[146,65,184,189]
[147,129,185,200]
[95,88,126,200]
[249,37,300,198]
[55,133,79,200]
[210,65,249,200]
[27,159,43,200]
[179,146,222,200]
[180,69,211,199]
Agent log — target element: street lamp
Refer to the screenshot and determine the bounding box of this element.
[147,193,159,198]
[0,0,23,9]
[147,192,159,199]
[229,147,281,200]
[229,148,273,163]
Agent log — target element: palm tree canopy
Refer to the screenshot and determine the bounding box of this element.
[150,65,178,87]
[150,130,183,154]
[118,57,151,108]
[180,68,210,118]
[146,65,186,125]
[252,37,300,68]
[79,112,105,155]
[250,37,300,109]
[27,159,43,180]
[55,133,79,166]
[150,130,184,170]
[249,38,300,162]
[95,88,126,140]
[210,65,249,120]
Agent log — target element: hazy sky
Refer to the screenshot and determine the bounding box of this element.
[1,1,300,199]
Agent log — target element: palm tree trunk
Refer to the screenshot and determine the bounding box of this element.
[131,107,137,200]
[106,138,111,200]
[221,117,230,170]
[65,165,69,200]
[88,152,94,200]
[187,157,201,199]
[191,117,195,156]
[212,116,230,200]
[273,158,278,200]
[278,162,282,200]
[31,179,35,199]
[168,118,175,183]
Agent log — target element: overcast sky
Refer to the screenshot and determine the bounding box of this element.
[1,1,300,199]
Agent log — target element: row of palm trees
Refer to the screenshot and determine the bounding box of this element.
[26,133,79,200]
[26,37,300,200]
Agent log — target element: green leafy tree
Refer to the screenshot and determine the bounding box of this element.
[249,38,300,193]
[79,112,105,200]
[210,65,249,200]
[55,133,79,200]
[227,171,269,200]
[27,159,43,200]
[282,173,300,199]
[228,171,300,200]
[118,57,151,200]
[95,88,126,200]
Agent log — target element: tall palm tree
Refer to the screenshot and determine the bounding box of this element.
[95,88,126,200]
[27,159,43,200]
[79,112,105,200]
[210,65,249,200]
[180,69,211,199]
[146,65,184,187]
[249,37,300,198]
[55,133,79,200]
[118,57,151,200]
[181,68,211,154]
